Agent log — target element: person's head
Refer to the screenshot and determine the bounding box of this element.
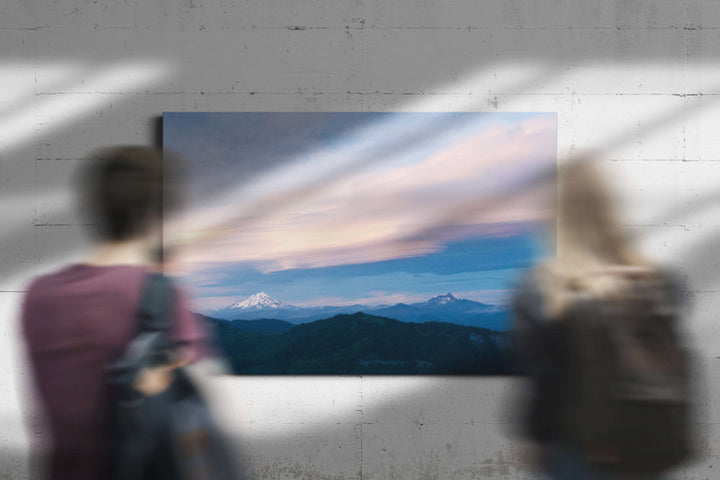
[540,156,648,316]
[555,158,639,268]
[78,146,181,244]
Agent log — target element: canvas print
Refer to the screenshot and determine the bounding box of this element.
[163,112,556,375]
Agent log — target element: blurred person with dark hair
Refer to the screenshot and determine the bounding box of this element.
[21,147,209,479]
[512,160,695,479]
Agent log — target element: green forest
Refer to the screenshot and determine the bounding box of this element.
[203,312,517,375]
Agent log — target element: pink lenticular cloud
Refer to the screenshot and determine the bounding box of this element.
[175,114,555,273]
[361,114,555,195]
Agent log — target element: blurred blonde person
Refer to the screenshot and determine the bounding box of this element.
[512,159,693,480]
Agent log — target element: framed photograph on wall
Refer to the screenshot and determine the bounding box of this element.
[163,112,556,375]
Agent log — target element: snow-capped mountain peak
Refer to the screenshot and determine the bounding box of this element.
[227,292,285,311]
[427,293,459,305]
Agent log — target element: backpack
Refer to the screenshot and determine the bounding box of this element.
[560,273,693,476]
[106,273,242,480]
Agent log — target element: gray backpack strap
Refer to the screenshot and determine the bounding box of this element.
[136,272,175,334]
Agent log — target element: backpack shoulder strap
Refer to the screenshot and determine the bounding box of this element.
[136,272,175,334]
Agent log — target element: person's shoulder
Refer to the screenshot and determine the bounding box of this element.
[21,265,82,317]
[514,264,551,300]
[648,266,687,308]
[652,266,684,288]
[25,264,148,298]
[512,265,549,323]
[23,265,77,295]
[597,265,687,311]
[611,265,683,294]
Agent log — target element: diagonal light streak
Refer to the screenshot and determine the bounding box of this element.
[0,62,82,123]
[0,61,174,153]
[166,63,555,249]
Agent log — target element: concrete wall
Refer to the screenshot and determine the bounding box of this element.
[1,1,719,478]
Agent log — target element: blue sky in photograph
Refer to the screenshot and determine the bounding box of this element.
[181,225,546,308]
[163,112,556,310]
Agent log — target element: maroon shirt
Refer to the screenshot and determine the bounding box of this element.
[21,264,207,480]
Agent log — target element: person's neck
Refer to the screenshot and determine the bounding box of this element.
[85,237,154,267]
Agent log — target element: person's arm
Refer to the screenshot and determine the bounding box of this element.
[169,287,212,363]
[512,273,568,444]
[133,285,217,395]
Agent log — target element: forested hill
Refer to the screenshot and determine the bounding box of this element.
[205,312,515,375]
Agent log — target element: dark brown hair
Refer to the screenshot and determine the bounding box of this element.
[79,146,181,241]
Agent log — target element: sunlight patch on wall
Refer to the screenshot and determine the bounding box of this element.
[0,61,174,153]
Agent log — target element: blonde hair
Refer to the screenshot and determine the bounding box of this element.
[539,158,650,318]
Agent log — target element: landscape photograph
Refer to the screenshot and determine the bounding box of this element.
[163,112,557,374]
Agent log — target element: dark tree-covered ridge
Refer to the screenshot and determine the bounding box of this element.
[204,312,515,375]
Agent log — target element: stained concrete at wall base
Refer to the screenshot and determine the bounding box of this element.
[1,1,719,479]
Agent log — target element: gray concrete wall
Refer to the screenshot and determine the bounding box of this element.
[1,1,719,478]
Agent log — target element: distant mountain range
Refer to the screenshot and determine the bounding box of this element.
[204,312,515,375]
[201,292,510,331]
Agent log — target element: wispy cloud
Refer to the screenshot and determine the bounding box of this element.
[172,113,555,274]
